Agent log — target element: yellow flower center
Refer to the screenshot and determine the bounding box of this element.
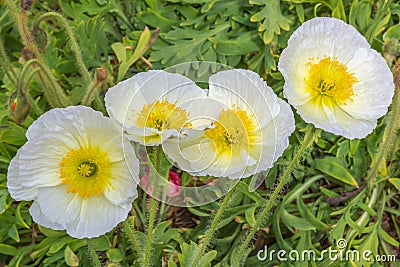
[59,147,113,198]
[205,108,258,156]
[305,57,358,105]
[136,100,191,131]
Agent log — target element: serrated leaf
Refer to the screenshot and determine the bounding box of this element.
[64,246,79,266]
[249,0,291,44]
[178,241,216,267]
[314,157,359,188]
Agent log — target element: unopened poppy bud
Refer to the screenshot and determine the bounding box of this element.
[20,0,34,11]
[8,91,31,124]
[95,67,109,83]
[20,47,35,63]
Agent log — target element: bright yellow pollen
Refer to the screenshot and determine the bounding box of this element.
[59,147,113,198]
[305,57,358,105]
[205,108,258,156]
[136,100,191,131]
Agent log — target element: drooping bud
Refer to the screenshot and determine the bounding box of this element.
[32,26,48,53]
[20,0,34,11]
[8,91,31,124]
[95,67,109,83]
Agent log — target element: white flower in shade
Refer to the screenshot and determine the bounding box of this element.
[163,69,295,179]
[105,70,207,146]
[278,17,395,139]
[7,106,139,239]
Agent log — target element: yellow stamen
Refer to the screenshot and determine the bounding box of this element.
[305,57,358,105]
[136,100,191,131]
[205,108,259,156]
[59,147,113,198]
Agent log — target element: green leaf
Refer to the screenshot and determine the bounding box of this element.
[314,157,359,188]
[0,244,18,256]
[64,245,79,267]
[388,178,400,191]
[106,248,124,262]
[249,0,291,44]
[8,224,20,242]
[178,241,217,267]
[297,198,329,231]
[378,227,400,247]
[280,207,316,232]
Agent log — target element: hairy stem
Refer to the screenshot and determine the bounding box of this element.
[192,183,237,266]
[86,239,101,267]
[34,12,92,86]
[123,217,143,263]
[234,125,317,266]
[143,146,162,267]
[3,0,71,107]
[366,63,400,188]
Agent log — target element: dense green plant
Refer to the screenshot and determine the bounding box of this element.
[0,0,399,266]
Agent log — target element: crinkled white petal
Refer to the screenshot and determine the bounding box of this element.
[279,17,394,139]
[105,70,207,145]
[66,195,131,239]
[29,202,64,230]
[7,106,139,238]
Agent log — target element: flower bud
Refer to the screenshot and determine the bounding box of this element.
[95,67,109,83]
[8,91,31,124]
[20,0,34,11]
[19,47,35,64]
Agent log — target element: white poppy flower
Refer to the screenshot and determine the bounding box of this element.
[163,69,295,179]
[105,70,207,146]
[278,17,395,139]
[7,106,139,239]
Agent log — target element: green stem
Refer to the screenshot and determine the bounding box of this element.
[234,125,318,266]
[3,0,71,107]
[192,183,237,266]
[123,217,143,262]
[22,59,66,108]
[81,80,101,106]
[86,239,101,267]
[366,86,400,188]
[143,146,162,267]
[0,37,17,85]
[34,12,92,86]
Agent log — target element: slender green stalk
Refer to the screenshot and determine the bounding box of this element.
[86,239,102,267]
[34,12,92,86]
[0,37,17,85]
[3,0,71,107]
[143,146,162,267]
[22,59,66,108]
[123,217,143,262]
[81,79,102,106]
[192,183,237,266]
[234,125,318,266]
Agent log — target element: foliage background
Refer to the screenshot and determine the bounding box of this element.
[0,0,399,266]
